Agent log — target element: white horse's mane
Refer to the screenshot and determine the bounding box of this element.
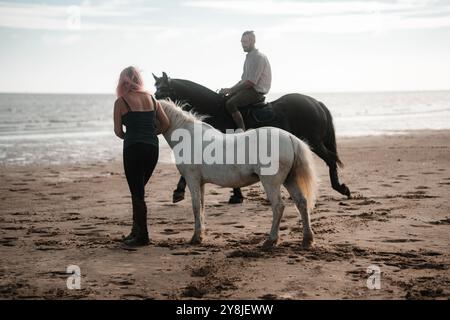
[158,99,209,127]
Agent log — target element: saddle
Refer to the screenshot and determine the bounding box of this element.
[239,96,276,124]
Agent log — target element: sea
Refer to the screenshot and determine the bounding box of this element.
[0,91,449,166]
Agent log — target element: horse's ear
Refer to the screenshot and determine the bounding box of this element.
[162,72,169,81]
[152,73,159,81]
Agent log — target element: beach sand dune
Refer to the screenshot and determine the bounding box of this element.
[0,131,449,299]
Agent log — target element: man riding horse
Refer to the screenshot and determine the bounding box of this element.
[219,30,272,131]
[153,30,351,203]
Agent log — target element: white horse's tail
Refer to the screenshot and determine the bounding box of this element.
[288,135,317,211]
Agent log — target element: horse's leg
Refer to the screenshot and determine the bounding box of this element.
[260,180,285,249]
[284,178,314,249]
[186,180,206,244]
[229,188,244,204]
[173,176,186,203]
[329,165,350,198]
[310,141,351,198]
[200,183,205,218]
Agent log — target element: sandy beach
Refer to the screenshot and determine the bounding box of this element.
[0,130,449,300]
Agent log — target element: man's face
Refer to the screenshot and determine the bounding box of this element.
[241,35,254,52]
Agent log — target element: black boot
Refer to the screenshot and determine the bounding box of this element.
[123,196,150,247]
[122,211,138,241]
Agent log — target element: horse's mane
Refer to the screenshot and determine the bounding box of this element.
[159,99,209,127]
[172,79,224,107]
[173,79,218,97]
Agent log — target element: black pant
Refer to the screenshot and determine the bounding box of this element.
[123,143,159,200]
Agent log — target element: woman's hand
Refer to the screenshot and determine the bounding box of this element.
[219,88,231,96]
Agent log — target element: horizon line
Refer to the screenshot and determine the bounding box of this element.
[1,88,450,96]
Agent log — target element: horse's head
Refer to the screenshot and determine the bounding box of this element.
[153,72,173,100]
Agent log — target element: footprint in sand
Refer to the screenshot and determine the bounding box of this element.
[39,270,70,277]
[161,228,180,235]
[161,203,177,207]
[74,224,96,230]
[171,251,202,256]
[27,227,52,235]
[12,182,28,186]
[74,229,105,236]
[339,201,350,206]
[111,278,135,286]
[2,225,26,231]
[220,221,238,225]
[259,293,278,299]
[382,238,423,243]
[37,230,59,237]
[65,212,81,217]
[10,211,31,216]
[9,188,30,192]
[191,265,216,277]
[355,199,379,205]
[402,191,438,199]
[428,218,450,225]
[48,192,65,196]
[0,237,17,246]
[210,212,225,217]
[121,294,154,300]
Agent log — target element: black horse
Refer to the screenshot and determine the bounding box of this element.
[153,72,351,203]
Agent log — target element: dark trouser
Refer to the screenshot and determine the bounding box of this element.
[123,143,159,201]
[225,87,265,113]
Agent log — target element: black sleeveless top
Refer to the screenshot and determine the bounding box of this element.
[121,95,159,149]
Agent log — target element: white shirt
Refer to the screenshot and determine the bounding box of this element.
[241,49,272,94]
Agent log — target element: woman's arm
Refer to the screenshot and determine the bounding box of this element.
[113,100,125,139]
[154,100,170,135]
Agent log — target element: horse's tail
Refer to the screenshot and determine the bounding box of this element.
[289,135,317,211]
[320,102,344,168]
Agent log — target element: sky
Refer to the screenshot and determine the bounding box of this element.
[0,0,449,94]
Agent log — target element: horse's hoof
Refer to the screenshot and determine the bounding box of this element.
[302,238,315,250]
[173,190,185,203]
[189,235,204,245]
[262,238,278,249]
[228,195,244,204]
[341,184,351,199]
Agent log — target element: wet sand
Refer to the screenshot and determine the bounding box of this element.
[0,130,449,299]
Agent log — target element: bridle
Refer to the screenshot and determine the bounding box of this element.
[155,78,174,99]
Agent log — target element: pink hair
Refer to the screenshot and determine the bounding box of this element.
[116,66,147,97]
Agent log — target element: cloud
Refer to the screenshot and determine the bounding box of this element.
[1,0,449,34]
[0,1,158,31]
[183,0,450,32]
[182,0,418,16]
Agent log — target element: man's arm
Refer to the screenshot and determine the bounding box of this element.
[221,54,265,95]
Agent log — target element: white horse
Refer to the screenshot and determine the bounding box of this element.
[159,100,318,249]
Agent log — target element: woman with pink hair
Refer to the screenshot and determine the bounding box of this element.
[114,66,170,246]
